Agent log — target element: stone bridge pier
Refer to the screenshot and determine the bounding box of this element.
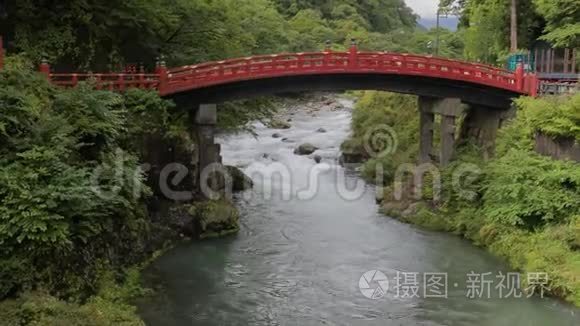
[191,104,224,199]
[418,96,513,166]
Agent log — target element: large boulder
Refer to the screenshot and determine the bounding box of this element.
[339,139,367,164]
[339,152,365,164]
[382,201,409,218]
[189,200,240,239]
[294,143,318,155]
[330,103,345,111]
[267,119,291,129]
[225,165,254,192]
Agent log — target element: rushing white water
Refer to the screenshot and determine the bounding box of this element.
[138,95,579,326]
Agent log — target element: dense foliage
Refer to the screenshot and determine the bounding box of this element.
[514,95,580,142]
[0,269,147,325]
[442,0,580,63]
[0,61,188,304]
[0,0,469,72]
[342,91,420,182]
[395,95,579,304]
[450,97,580,303]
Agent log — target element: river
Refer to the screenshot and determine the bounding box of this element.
[138,95,579,326]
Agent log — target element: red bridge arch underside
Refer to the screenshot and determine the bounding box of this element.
[47,50,538,110]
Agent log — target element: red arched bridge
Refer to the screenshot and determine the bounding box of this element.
[35,43,538,109]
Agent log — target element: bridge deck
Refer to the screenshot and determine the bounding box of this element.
[34,45,540,98]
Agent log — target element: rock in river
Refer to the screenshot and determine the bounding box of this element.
[225,165,254,192]
[189,200,240,239]
[294,143,318,155]
[272,133,283,138]
[267,119,291,129]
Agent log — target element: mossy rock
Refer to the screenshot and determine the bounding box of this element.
[381,200,409,218]
[266,119,291,129]
[339,139,367,163]
[294,143,318,155]
[225,165,254,192]
[189,200,240,239]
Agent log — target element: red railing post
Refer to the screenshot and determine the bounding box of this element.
[0,36,4,71]
[39,59,51,80]
[348,38,358,69]
[529,73,539,97]
[155,56,168,94]
[95,74,102,90]
[297,53,304,69]
[515,62,524,91]
[118,74,125,91]
[323,40,331,68]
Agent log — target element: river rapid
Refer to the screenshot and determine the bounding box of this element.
[138,95,579,326]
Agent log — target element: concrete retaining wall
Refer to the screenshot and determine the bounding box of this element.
[535,133,580,162]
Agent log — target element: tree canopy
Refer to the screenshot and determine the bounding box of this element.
[0,0,422,70]
[442,0,579,63]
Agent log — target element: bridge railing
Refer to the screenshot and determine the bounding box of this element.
[49,73,160,91]
[162,50,522,95]
[164,52,347,93]
[33,45,537,96]
[355,52,517,89]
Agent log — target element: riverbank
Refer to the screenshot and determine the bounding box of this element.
[345,91,580,306]
[0,60,248,325]
[137,93,579,325]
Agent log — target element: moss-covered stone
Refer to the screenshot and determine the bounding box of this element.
[189,200,240,239]
[339,138,367,164]
[294,143,318,155]
[266,119,291,129]
[225,165,254,192]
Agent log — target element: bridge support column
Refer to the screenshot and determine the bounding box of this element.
[460,105,514,160]
[418,99,434,164]
[440,115,456,167]
[192,104,223,198]
[418,96,464,167]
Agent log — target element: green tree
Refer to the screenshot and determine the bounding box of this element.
[287,9,335,51]
[450,0,543,63]
[534,0,580,47]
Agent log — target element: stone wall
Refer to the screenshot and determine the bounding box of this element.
[535,133,580,162]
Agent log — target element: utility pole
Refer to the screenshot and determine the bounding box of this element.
[510,0,518,52]
[435,8,441,56]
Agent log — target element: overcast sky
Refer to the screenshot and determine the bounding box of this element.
[405,0,438,19]
[405,0,458,29]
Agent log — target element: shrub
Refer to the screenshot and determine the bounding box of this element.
[481,149,580,228]
[0,65,156,299]
[344,91,419,183]
[514,94,580,142]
